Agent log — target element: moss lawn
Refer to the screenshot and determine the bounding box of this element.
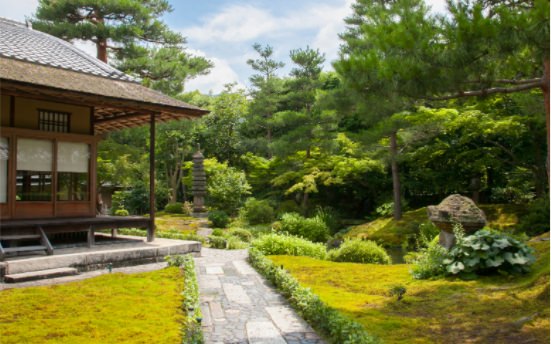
[0,267,185,344]
[269,234,550,344]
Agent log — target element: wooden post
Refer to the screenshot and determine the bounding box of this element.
[148,113,156,242]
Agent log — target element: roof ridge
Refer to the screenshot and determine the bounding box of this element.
[0,17,138,83]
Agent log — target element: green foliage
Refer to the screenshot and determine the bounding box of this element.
[207,235,227,249]
[227,228,253,243]
[117,228,206,244]
[208,210,229,229]
[374,202,394,217]
[314,206,341,235]
[276,213,330,243]
[248,249,379,344]
[327,239,391,264]
[276,200,302,215]
[211,229,225,237]
[409,237,448,280]
[114,209,129,217]
[444,229,536,276]
[240,198,275,225]
[250,233,327,259]
[176,255,203,344]
[164,202,186,215]
[226,236,249,250]
[516,196,550,236]
[200,158,251,215]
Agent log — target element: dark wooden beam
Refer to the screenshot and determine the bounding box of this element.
[9,95,14,127]
[147,113,156,242]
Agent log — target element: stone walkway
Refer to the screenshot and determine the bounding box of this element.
[195,248,325,344]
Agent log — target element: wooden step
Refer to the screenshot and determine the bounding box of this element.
[1,234,41,240]
[3,267,78,283]
[3,245,47,253]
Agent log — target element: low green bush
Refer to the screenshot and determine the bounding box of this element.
[208,235,227,249]
[327,239,391,264]
[211,229,225,237]
[248,249,379,344]
[228,228,253,242]
[276,213,330,243]
[516,196,550,236]
[409,237,448,279]
[114,209,129,216]
[314,206,342,235]
[250,233,327,259]
[226,236,248,250]
[444,228,536,276]
[208,210,229,228]
[240,198,275,225]
[163,202,192,215]
[164,254,203,344]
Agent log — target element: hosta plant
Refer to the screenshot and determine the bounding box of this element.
[443,229,536,276]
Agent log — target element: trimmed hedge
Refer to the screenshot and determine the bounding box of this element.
[248,249,379,344]
[327,239,391,264]
[275,213,330,243]
[250,233,327,259]
[165,255,203,344]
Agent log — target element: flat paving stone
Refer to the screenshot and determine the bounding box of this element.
[206,266,225,274]
[247,321,287,344]
[194,248,325,344]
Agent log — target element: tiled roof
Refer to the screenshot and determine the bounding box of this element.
[0,17,136,82]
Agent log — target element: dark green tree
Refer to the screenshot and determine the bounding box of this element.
[243,43,286,157]
[32,0,211,95]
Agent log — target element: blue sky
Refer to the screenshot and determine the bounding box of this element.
[1,0,447,94]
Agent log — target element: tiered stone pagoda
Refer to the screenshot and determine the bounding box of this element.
[192,150,207,216]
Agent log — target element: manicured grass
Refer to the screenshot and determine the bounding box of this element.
[0,267,185,344]
[155,213,198,232]
[269,234,549,344]
[346,204,525,246]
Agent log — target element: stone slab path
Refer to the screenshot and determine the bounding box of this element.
[195,248,325,344]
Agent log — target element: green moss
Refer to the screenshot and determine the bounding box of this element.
[269,237,549,344]
[347,205,526,247]
[0,267,185,344]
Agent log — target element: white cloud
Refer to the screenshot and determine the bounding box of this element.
[185,55,244,94]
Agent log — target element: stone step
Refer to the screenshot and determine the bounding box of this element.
[3,245,47,253]
[4,267,78,283]
[1,234,41,240]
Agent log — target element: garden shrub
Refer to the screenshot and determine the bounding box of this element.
[163,201,193,215]
[240,198,275,225]
[409,237,448,279]
[114,209,129,216]
[228,228,253,242]
[208,210,229,228]
[250,233,327,259]
[314,206,341,235]
[208,235,227,249]
[226,236,248,250]
[444,228,536,276]
[248,249,379,344]
[276,200,302,215]
[164,255,203,344]
[327,239,391,264]
[204,159,251,215]
[211,228,225,237]
[276,213,330,243]
[516,196,550,236]
[164,202,184,214]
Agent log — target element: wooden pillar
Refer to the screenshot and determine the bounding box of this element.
[148,113,156,242]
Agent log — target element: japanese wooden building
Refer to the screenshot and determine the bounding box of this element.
[0,18,207,259]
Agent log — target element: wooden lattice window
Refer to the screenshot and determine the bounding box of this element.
[38,110,70,133]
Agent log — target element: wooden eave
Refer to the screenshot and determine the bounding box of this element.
[0,58,208,134]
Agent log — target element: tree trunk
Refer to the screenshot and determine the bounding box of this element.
[97,39,108,63]
[267,126,273,159]
[301,192,309,215]
[542,59,550,182]
[390,131,402,220]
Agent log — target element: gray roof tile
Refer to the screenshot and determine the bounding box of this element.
[0,17,136,82]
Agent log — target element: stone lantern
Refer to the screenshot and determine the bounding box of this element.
[192,150,207,216]
[427,194,486,249]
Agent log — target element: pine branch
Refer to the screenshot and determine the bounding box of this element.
[427,81,544,101]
